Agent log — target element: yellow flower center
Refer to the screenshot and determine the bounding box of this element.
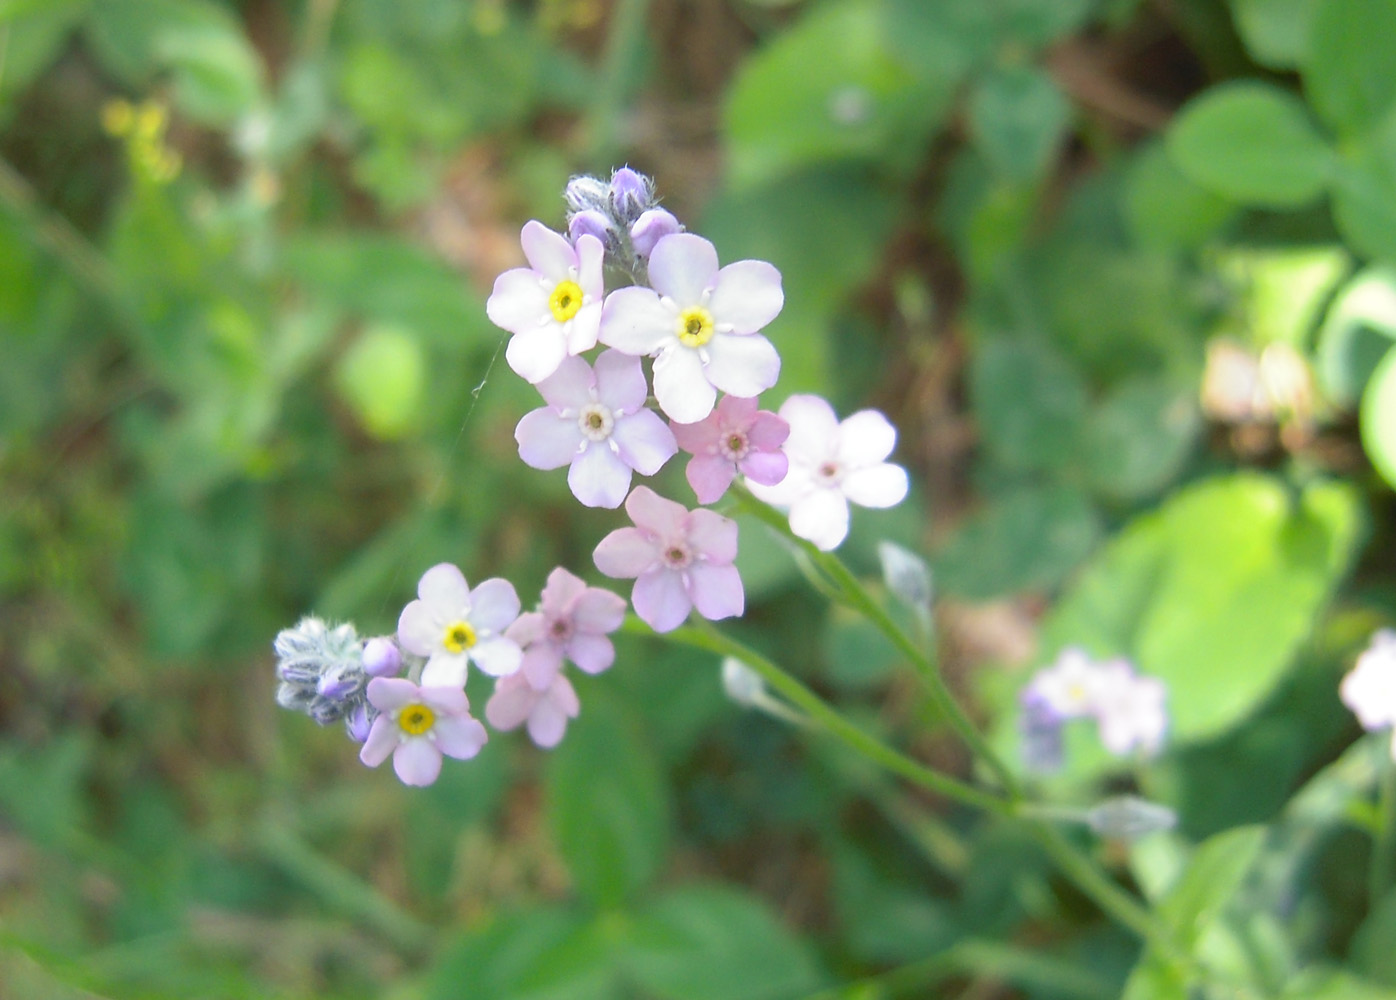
[549,280,584,323]
[677,306,715,348]
[443,620,477,654]
[398,704,435,736]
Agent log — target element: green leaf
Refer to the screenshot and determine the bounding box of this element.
[1228,0,1319,69]
[546,693,671,907]
[156,19,264,124]
[1124,141,1236,251]
[1216,246,1351,347]
[1283,969,1396,999]
[1360,344,1396,488]
[1156,826,1267,947]
[625,885,826,1000]
[968,64,1071,183]
[970,336,1089,473]
[1167,82,1333,207]
[333,323,426,440]
[1041,475,1364,741]
[1081,377,1199,501]
[1304,0,1396,135]
[1315,267,1396,406]
[1352,886,1396,985]
[1332,114,1396,263]
[0,2,85,108]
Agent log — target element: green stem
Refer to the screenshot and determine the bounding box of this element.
[733,485,1017,793]
[586,0,650,165]
[1370,738,1396,908]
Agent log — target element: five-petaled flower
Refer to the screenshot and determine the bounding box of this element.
[598,233,783,423]
[397,563,523,687]
[485,671,581,749]
[359,678,489,786]
[593,486,744,632]
[515,351,677,508]
[670,394,789,504]
[487,221,605,384]
[746,394,908,551]
[505,567,628,688]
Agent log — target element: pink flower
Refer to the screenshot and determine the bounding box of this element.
[359,678,488,786]
[747,394,908,551]
[397,563,522,687]
[514,351,677,508]
[485,671,580,749]
[486,222,604,384]
[671,395,789,504]
[598,233,782,423]
[506,567,628,688]
[1341,629,1396,757]
[593,486,743,633]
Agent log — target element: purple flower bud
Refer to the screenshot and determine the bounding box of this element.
[317,668,357,701]
[362,637,402,678]
[629,208,681,257]
[568,209,612,246]
[564,174,610,214]
[1019,689,1064,774]
[609,167,650,220]
[346,704,372,743]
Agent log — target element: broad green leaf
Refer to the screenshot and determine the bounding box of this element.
[625,885,826,1000]
[83,0,237,85]
[968,64,1071,183]
[546,693,671,906]
[1283,968,1396,999]
[1081,378,1199,501]
[830,844,958,964]
[156,19,264,124]
[1315,267,1396,405]
[1352,886,1396,986]
[1228,0,1318,69]
[823,603,902,690]
[1331,114,1396,263]
[0,2,85,109]
[1156,826,1266,946]
[1124,141,1235,251]
[1216,245,1351,346]
[1360,344,1396,488]
[1041,475,1364,741]
[333,324,426,440]
[970,337,1089,473]
[1304,0,1396,135]
[1167,82,1333,207]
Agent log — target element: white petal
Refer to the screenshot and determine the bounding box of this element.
[788,488,850,551]
[647,233,719,305]
[421,652,469,688]
[519,220,576,281]
[841,463,909,508]
[702,333,781,399]
[516,408,584,470]
[779,394,841,463]
[709,260,783,334]
[592,349,649,412]
[610,410,678,476]
[536,354,597,410]
[598,287,673,356]
[486,269,549,334]
[565,301,602,355]
[653,346,716,424]
[418,563,470,615]
[568,443,633,509]
[575,233,605,297]
[470,635,523,677]
[469,578,521,633]
[837,410,898,466]
[507,324,569,385]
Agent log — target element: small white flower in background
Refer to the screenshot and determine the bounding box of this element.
[1341,629,1396,757]
[487,221,605,384]
[1026,647,1115,721]
[746,394,908,551]
[397,563,523,687]
[1093,661,1168,758]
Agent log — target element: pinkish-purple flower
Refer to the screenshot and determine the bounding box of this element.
[359,678,488,786]
[598,233,783,424]
[397,563,522,687]
[506,567,628,688]
[486,221,604,384]
[484,670,580,749]
[671,394,789,504]
[592,486,743,633]
[515,350,677,509]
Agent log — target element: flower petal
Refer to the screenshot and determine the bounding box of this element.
[746,464,812,507]
[575,233,605,297]
[527,699,571,748]
[624,484,689,539]
[632,568,692,632]
[416,685,471,716]
[611,410,678,476]
[486,268,549,334]
[564,301,602,355]
[686,453,736,505]
[393,738,442,786]
[779,395,840,463]
[594,526,659,578]
[647,233,718,304]
[505,610,546,647]
[434,715,489,760]
[519,220,576,281]
[418,563,470,614]
[746,410,790,450]
[522,642,564,689]
[686,562,745,621]
[789,488,851,551]
[687,508,739,564]
[709,260,783,334]
[359,716,400,767]
[565,632,616,674]
[598,287,673,356]
[592,349,649,412]
[536,354,597,410]
[470,635,523,677]
[397,599,440,656]
[541,566,589,613]
[837,410,898,466]
[469,578,521,633]
[738,449,788,488]
[421,652,469,688]
[653,346,715,424]
[702,333,781,400]
[506,324,568,385]
[670,412,721,455]
[516,408,583,470]
[841,463,909,509]
[485,674,538,731]
[570,587,627,633]
[569,442,633,509]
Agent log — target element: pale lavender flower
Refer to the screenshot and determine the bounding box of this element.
[670,394,789,504]
[1341,629,1396,757]
[1093,661,1168,758]
[345,704,373,743]
[1024,647,1112,721]
[1018,687,1065,773]
[746,394,908,551]
[593,485,743,633]
[485,670,580,749]
[397,563,522,687]
[486,221,604,384]
[515,350,677,509]
[359,678,488,786]
[506,567,628,688]
[598,233,783,424]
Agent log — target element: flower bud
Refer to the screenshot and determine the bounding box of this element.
[568,209,612,246]
[609,167,652,221]
[564,174,610,214]
[877,541,932,617]
[630,209,682,257]
[721,656,766,708]
[345,704,373,743]
[361,637,402,678]
[1086,796,1178,840]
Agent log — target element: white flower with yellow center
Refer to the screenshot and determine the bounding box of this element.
[397,563,523,687]
[487,221,605,384]
[598,233,783,424]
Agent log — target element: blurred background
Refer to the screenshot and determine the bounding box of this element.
[3,0,1396,997]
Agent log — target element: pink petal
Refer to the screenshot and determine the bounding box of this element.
[506,610,546,647]
[359,716,400,767]
[565,632,616,674]
[506,324,568,385]
[519,220,576,281]
[367,677,420,712]
[594,526,659,579]
[418,563,470,615]
[598,287,674,356]
[837,410,898,466]
[670,412,721,454]
[527,700,570,748]
[516,408,583,470]
[592,349,649,413]
[789,487,851,551]
[746,410,790,450]
[709,260,783,334]
[702,332,781,400]
[624,485,689,539]
[686,562,745,621]
[486,268,549,334]
[469,578,522,633]
[570,587,627,633]
[633,568,692,633]
[397,599,440,656]
[421,652,469,688]
[779,395,841,463]
[611,410,678,476]
[653,345,715,424]
[686,453,736,505]
[841,463,909,509]
[522,642,564,689]
[433,715,489,760]
[469,635,523,678]
[392,738,443,786]
[686,508,739,564]
[416,685,471,716]
[541,567,588,615]
[536,354,597,410]
[485,674,538,730]
[647,233,719,305]
[568,442,633,509]
[738,449,788,488]
[716,393,759,425]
